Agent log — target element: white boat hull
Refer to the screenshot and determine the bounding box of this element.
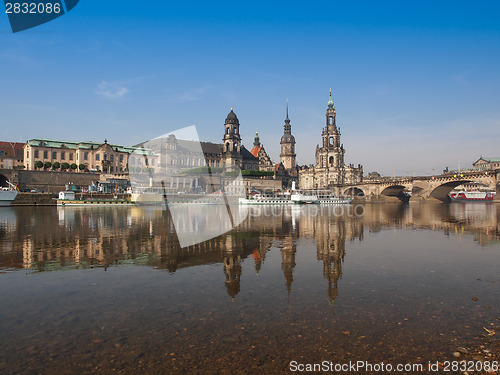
[317,198,353,204]
[0,190,18,207]
[239,197,292,205]
[291,193,318,204]
[239,195,352,205]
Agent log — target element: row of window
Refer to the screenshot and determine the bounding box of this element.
[95,153,124,162]
[99,166,126,173]
[31,150,125,163]
[33,150,80,161]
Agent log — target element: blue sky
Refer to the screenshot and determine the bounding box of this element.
[1,1,499,175]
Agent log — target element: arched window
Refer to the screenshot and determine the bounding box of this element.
[234,127,237,134]
[226,143,230,152]
[329,116,333,125]
[329,156,334,165]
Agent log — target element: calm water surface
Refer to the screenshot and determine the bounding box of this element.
[0,203,499,374]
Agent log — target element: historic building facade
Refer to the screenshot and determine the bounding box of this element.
[23,139,155,173]
[0,141,24,169]
[250,132,274,172]
[139,108,272,176]
[299,91,363,189]
[473,157,500,171]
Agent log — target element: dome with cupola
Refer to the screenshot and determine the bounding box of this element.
[225,107,239,124]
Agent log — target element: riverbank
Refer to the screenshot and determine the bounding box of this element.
[456,322,498,374]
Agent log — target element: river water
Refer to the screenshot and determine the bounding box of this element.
[0,203,499,374]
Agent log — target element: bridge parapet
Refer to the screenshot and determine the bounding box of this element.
[341,169,499,202]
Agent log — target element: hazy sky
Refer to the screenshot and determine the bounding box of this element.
[1,1,499,176]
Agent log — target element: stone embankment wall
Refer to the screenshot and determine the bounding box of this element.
[17,171,101,193]
[12,193,57,206]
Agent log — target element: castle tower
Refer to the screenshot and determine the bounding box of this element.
[222,107,242,171]
[280,100,296,170]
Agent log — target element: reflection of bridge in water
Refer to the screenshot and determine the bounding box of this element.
[340,169,500,202]
[1,204,499,303]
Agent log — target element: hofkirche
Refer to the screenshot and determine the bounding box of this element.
[133,90,362,189]
[22,90,363,190]
[299,90,363,189]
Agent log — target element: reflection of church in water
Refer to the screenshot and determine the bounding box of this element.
[5,206,364,304]
[0,207,362,301]
[4,204,500,304]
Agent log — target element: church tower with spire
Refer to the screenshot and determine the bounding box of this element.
[222,107,242,171]
[280,100,297,170]
[298,89,363,189]
[316,89,345,184]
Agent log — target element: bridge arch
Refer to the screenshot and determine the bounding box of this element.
[344,187,365,196]
[0,173,9,188]
[381,185,407,197]
[380,185,410,202]
[430,180,473,202]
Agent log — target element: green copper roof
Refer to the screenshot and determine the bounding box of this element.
[27,139,156,155]
[477,157,500,163]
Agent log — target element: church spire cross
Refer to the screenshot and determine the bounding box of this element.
[284,99,291,134]
[327,89,334,109]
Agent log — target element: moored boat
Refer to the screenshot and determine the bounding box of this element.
[0,182,19,207]
[239,193,292,205]
[289,181,318,204]
[290,191,318,204]
[316,193,353,204]
[450,190,496,202]
[0,188,18,207]
[56,191,133,206]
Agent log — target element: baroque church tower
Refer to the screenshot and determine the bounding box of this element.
[298,90,363,189]
[222,107,242,171]
[280,100,296,170]
[316,89,346,184]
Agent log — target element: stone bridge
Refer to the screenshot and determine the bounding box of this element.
[0,168,19,188]
[337,169,500,202]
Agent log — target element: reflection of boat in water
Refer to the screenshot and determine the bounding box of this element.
[450,190,496,202]
[0,182,19,207]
